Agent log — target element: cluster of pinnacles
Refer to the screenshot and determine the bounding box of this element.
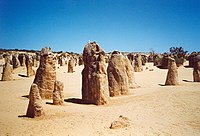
[1,52,37,81]
[164,54,200,85]
[82,42,139,105]
[26,47,64,118]
[1,41,199,118]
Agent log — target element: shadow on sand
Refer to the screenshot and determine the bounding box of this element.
[158,83,165,86]
[184,65,193,68]
[18,74,28,77]
[182,79,193,82]
[64,98,92,105]
[46,102,54,105]
[156,66,168,69]
[18,115,29,118]
[22,95,29,98]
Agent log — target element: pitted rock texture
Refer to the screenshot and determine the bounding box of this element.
[82,41,109,105]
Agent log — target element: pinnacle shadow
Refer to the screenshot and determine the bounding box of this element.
[18,115,28,118]
[64,98,92,105]
[158,83,165,86]
[46,102,54,105]
[22,95,29,98]
[18,115,36,118]
[156,66,168,69]
[18,74,28,77]
[184,66,192,68]
[182,79,193,82]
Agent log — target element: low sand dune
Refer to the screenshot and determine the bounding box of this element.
[0,62,200,136]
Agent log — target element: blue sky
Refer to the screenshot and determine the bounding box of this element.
[0,0,199,53]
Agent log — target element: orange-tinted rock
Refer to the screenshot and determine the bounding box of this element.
[26,55,35,77]
[18,54,26,66]
[1,62,13,81]
[165,58,179,85]
[193,55,200,82]
[33,57,38,67]
[110,115,131,129]
[68,59,74,73]
[78,56,84,65]
[107,51,129,97]
[33,47,56,99]
[82,41,109,105]
[26,83,44,118]
[134,54,143,72]
[58,57,65,66]
[123,56,139,89]
[53,80,64,105]
[12,54,20,68]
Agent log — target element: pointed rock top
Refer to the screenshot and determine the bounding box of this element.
[41,47,52,56]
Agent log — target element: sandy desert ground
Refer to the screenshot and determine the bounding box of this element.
[0,61,200,136]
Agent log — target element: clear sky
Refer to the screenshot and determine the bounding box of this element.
[0,0,200,53]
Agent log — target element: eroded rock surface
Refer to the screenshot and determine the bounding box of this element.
[68,59,74,73]
[110,115,131,129]
[33,47,56,99]
[1,62,13,81]
[107,51,129,97]
[53,80,64,105]
[82,41,109,105]
[134,54,143,72]
[165,57,179,85]
[26,55,35,77]
[26,83,44,118]
[193,55,200,82]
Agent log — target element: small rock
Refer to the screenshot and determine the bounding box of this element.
[110,115,131,129]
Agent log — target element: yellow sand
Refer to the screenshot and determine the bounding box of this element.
[0,62,200,136]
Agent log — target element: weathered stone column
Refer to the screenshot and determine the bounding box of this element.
[1,62,13,81]
[123,56,139,89]
[165,58,179,85]
[107,51,129,97]
[78,56,84,66]
[33,47,56,99]
[134,54,143,72]
[68,59,74,73]
[26,83,44,118]
[33,57,38,67]
[193,55,200,82]
[12,54,20,68]
[58,56,65,66]
[82,41,109,105]
[26,55,35,77]
[53,80,64,105]
[18,54,26,66]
